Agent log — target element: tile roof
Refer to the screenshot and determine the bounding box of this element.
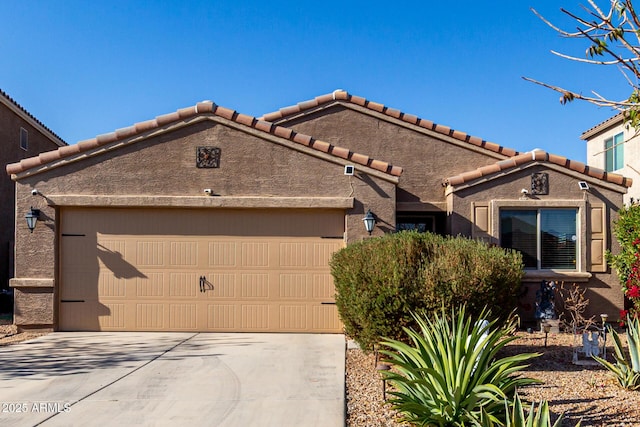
[580,111,625,140]
[0,88,67,146]
[260,90,520,157]
[6,101,403,178]
[443,149,633,188]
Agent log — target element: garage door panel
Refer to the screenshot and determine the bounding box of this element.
[313,305,341,331]
[313,274,336,299]
[136,303,164,329]
[99,303,125,329]
[205,273,236,298]
[208,241,237,267]
[241,304,270,329]
[136,273,164,297]
[279,274,308,299]
[207,304,237,329]
[169,304,197,329]
[169,272,198,297]
[60,208,344,332]
[279,305,307,330]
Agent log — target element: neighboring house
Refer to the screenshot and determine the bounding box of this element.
[0,89,66,293]
[581,112,640,204]
[6,90,632,332]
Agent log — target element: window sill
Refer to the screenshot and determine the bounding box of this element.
[522,270,592,283]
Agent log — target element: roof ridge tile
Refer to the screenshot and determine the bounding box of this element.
[443,150,632,188]
[260,89,520,158]
[6,100,403,178]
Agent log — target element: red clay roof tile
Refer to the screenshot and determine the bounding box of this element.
[213,106,235,121]
[331,146,350,159]
[254,120,273,133]
[96,132,118,145]
[311,140,331,153]
[178,106,197,118]
[115,126,137,139]
[156,112,180,126]
[443,150,632,188]
[292,133,312,146]
[234,113,255,127]
[273,126,293,139]
[350,153,369,165]
[196,101,214,113]
[6,100,403,179]
[401,113,419,124]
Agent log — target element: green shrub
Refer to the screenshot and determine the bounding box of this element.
[380,307,540,426]
[330,231,523,350]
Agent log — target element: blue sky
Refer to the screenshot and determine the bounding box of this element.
[0,1,632,163]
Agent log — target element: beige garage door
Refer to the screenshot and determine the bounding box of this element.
[59,207,345,333]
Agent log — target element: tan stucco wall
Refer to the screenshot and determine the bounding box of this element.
[11,119,397,328]
[277,105,507,209]
[0,104,64,289]
[446,164,625,321]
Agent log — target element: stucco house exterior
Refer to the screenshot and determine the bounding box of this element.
[6,90,632,332]
[0,89,66,295]
[581,112,639,204]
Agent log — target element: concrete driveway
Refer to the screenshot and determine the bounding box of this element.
[0,332,345,426]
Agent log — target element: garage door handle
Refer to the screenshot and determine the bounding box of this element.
[199,276,205,293]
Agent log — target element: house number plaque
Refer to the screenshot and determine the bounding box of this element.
[196,146,221,168]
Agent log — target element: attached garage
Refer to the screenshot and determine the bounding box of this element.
[7,99,401,332]
[59,207,345,332]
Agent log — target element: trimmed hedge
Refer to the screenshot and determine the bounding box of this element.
[330,231,523,350]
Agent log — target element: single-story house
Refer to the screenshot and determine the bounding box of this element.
[7,90,632,332]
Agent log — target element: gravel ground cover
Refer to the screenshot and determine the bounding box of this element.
[346,330,640,427]
[0,319,47,346]
[4,318,640,425]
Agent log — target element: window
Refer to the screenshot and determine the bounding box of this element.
[605,132,624,172]
[500,209,577,270]
[19,127,28,151]
[396,212,436,233]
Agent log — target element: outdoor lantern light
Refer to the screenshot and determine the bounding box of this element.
[25,207,40,233]
[362,209,376,235]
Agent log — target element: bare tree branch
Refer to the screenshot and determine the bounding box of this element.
[526,0,640,128]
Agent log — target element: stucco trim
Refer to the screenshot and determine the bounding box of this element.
[396,201,447,211]
[10,278,55,288]
[45,195,355,209]
[522,271,592,283]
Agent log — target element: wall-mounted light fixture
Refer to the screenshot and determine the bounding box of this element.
[25,207,40,233]
[362,209,376,235]
[578,181,589,191]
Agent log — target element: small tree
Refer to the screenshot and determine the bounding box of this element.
[607,200,640,322]
[525,0,640,128]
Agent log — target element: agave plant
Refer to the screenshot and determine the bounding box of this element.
[499,393,580,427]
[379,306,541,426]
[593,315,640,390]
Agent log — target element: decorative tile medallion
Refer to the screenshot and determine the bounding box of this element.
[531,172,549,195]
[196,147,221,168]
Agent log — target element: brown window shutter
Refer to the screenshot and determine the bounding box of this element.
[471,203,490,242]
[588,203,607,272]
